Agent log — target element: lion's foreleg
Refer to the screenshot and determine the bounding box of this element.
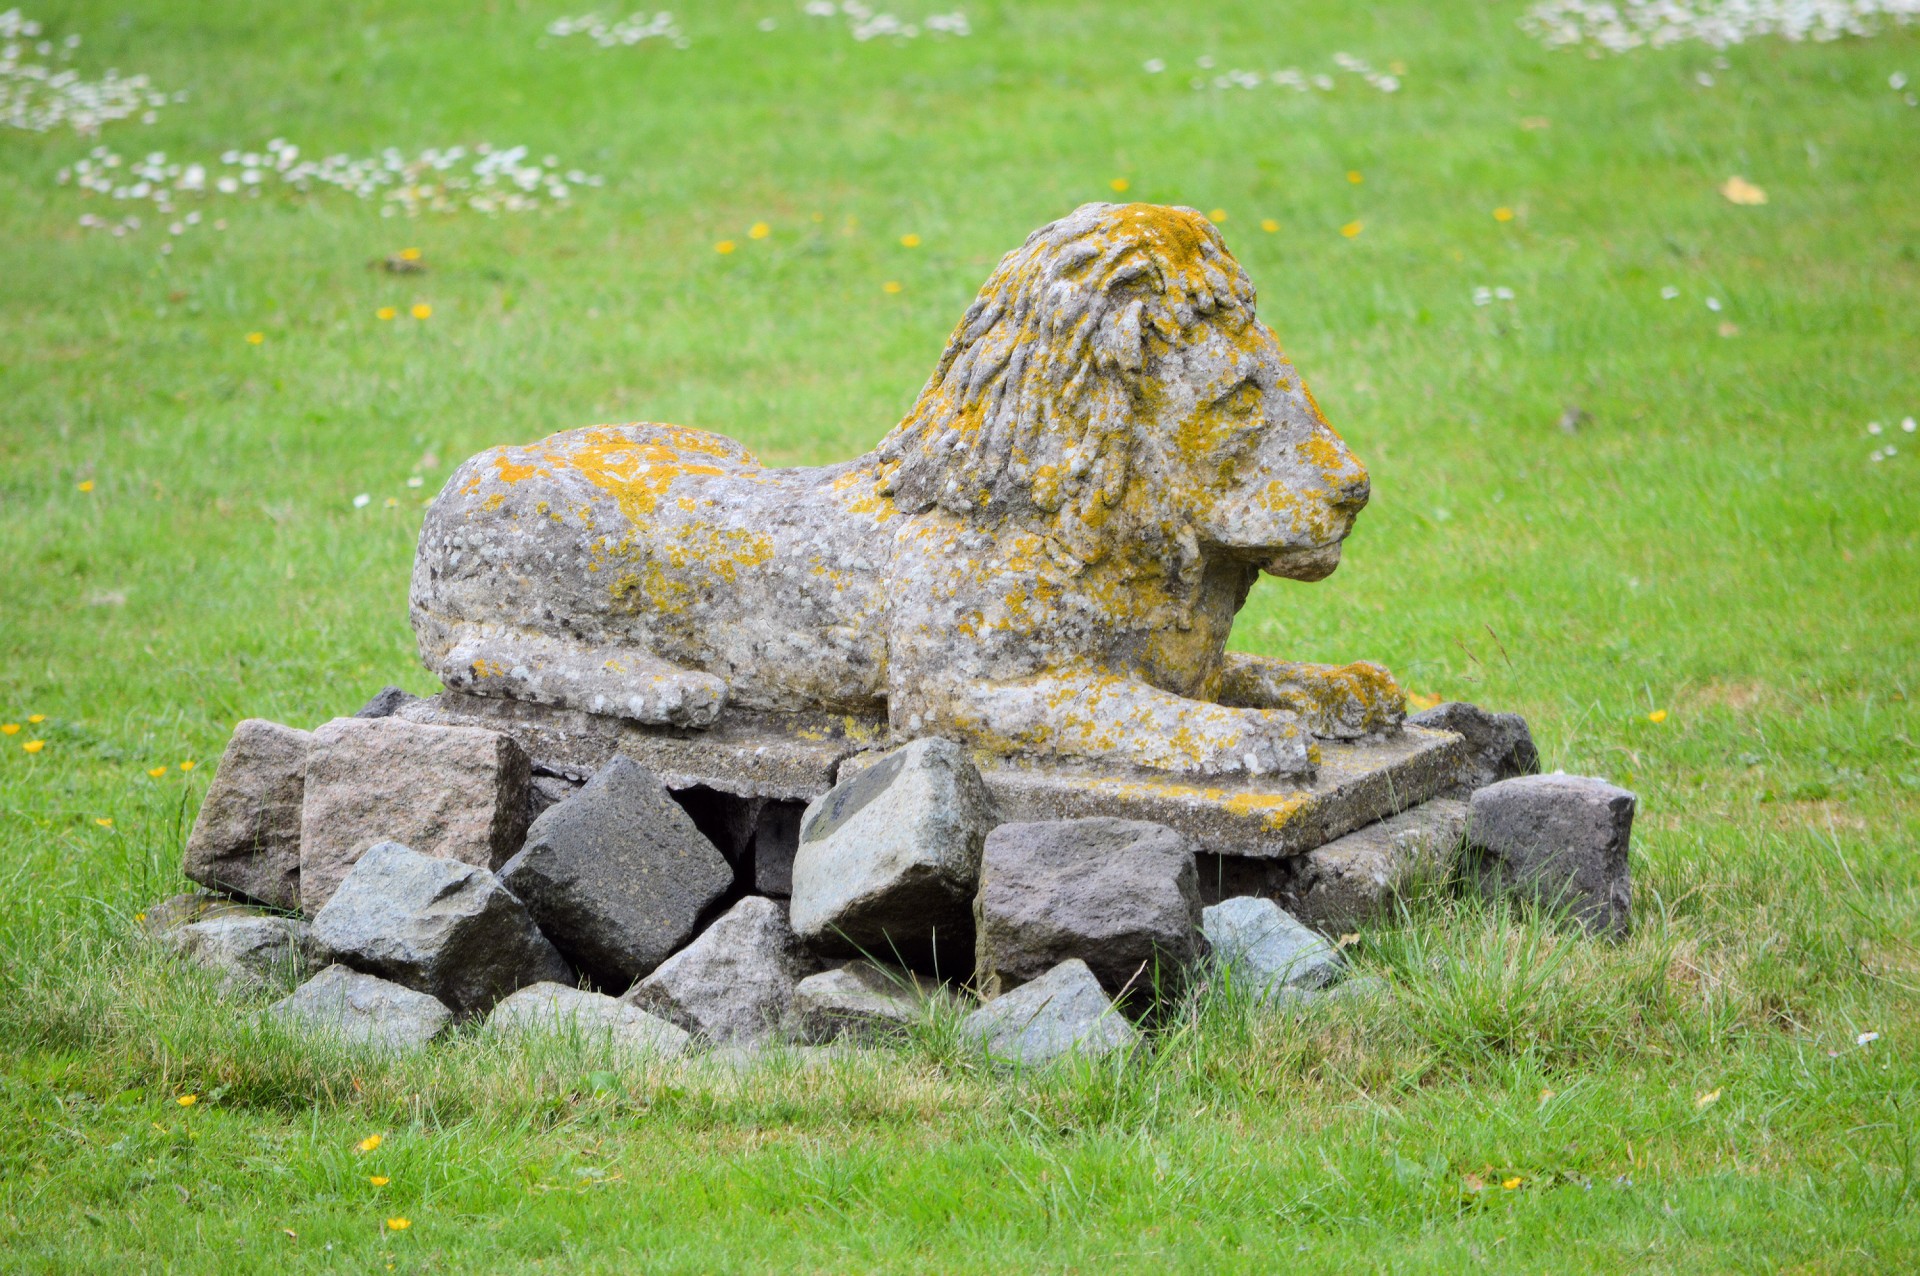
[1216,653,1404,739]
[438,629,728,728]
[913,671,1316,778]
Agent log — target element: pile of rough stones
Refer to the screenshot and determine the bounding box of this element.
[149,692,1636,1067]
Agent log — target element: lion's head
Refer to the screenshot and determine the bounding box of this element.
[875,202,1369,580]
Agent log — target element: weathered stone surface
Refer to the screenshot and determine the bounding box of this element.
[1467,775,1635,938]
[172,915,315,995]
[488,982,690,1058]
[624,897,816,1045]
[977,726,1466,860]
[750,800,806,896]
[139,892,264,937]
[1280,798,1468,931]
[354,685,417,719]
[1202,896,1340,1000]
[269,964,452,1051]
[498,757,733,987]
[790,738,996,958]
[312,841,570,1015]
[182,719,309,910]
[974,817,1202,1001]
[412,204,1404,781]
[1408,701,1540,798]
[787,961,939,1044]
[299,716,531,913]
[960,958,1139,1067]
[527,771,582,824]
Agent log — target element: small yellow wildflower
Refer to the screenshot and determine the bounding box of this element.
[177,1094,197,1107]
[27,715,44,724]
[148,766,168,778]
[410,304,432,320]
[246,332,264,344]
[23,740,44,754]
[1695,1088,1721,1109]
[134,912,147,923]
[95,817,113,827]
[748,222,770,240]
[1347,170,1363,184]
[1647,709,1668,723]
[714,240,736,255]
[399,247,422,261]
[1340,221,1363,238]
[369,1175,390,1187]
[77,480,95,493]
[1110,178,1129,192]
[1260,219,1279,233]
[359,1134,384,1152]
[882,281,902,294]
[899,233,921,247]
[1207,208,1228,223]
[180,760,195,771]
[1,724,17,735]
[1502,1175,1522,1190]
[1493,207,1515,222]
[376,306,397,321]
[386,1218,410,1232]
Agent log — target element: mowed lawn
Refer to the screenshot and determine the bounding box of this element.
[2,0,1917,1269]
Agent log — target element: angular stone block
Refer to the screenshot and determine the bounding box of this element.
[1281,798,1467,931]
[1467,774,1634,938]
[624,897,816,1045]
[182,719,310,910]
[488,982,690,1059]
[270,964,452,1051]
[787,961,939,1045]
[1201,896,1340,1001]
[299,716,531,913]
[959,958,1138,1067]
[171,915,315,996]
[498,757,733,987]
[312,841,570,1016]
[1408,701,1539,798]
[789,738,996,960]
[974,817,1202,1001]
[353,685,417,720]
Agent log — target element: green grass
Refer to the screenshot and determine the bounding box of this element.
[2,0,1918,1268]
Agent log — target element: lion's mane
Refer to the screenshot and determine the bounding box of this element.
[874,202,1256,559]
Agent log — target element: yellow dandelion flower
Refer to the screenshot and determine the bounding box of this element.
[1347,170,1363,184]
[370,1175,390,1187]
[246,332,264,345]
[134,912,147,923]
[147,766,168,778]
[376,306,397,321]
[899,233,921,247]
[1647,709,1668,723]
[1207,208,1228,223]
[399,247,422,261]
[23,740,44,754]
[359,1134,383,1152]
[180,760,195,771]
[95,817,112,827]
[1,724,17,735]
[1340,221,1363,238]
[1110,178,1129,193]
[714,240,736,255]
[410,304,432,320]
[177,1094,197,1106]
[386,1217,410,1232]
[1260,218,1279,233]
[748,222,770,240]
[1493,207,1515,222]
[27,714,44,724]
[882,280,902,294]
[77,480,95,493]
[1502,1175,1522,1190]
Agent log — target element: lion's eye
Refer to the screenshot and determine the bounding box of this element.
[1212,379,1262,419]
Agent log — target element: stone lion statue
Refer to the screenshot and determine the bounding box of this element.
[412,202,1403,778]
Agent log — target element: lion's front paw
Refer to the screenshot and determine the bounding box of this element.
[1303,660,1404,738]
[1187,709,1314,779]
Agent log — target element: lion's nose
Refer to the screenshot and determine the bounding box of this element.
[1334,474,1370,510]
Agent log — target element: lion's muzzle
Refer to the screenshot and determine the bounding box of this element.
[1262,542,1344,581]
